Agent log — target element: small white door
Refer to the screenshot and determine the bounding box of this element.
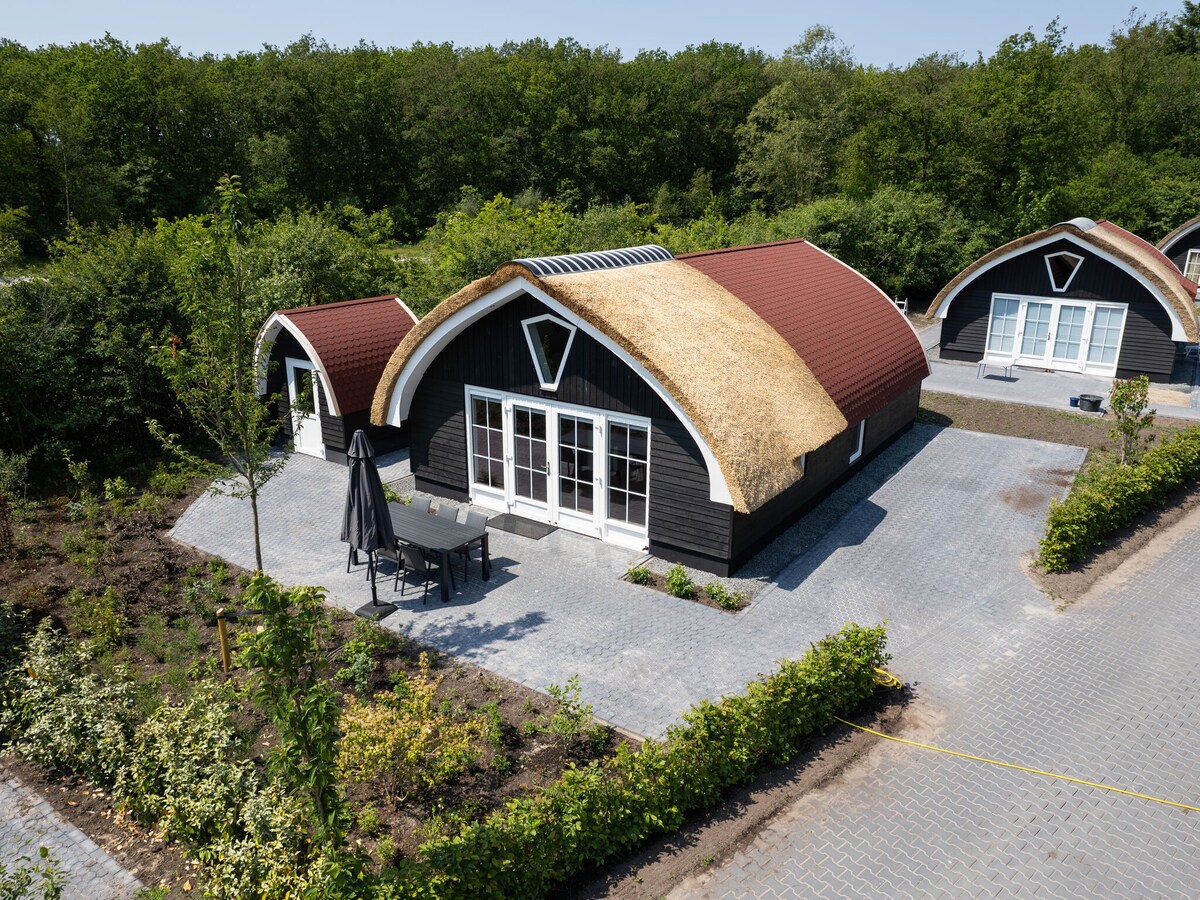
[509,403,550,520]
[285,359,324,459]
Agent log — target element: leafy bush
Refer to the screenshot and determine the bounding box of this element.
[1108,375,1156,465]
[0,843,66,900]
[1038,427,1200,572]
[704,582,748,612]
[338,653,484,806]
[148,461,190,498]
[116,680,260,845]
[70,587,128,649]
[334,619,392,694]
[625,565,652,585]
[530,675,607,755]
[665,564,695,599]
[1,620,138,787]
[393,623,888,899]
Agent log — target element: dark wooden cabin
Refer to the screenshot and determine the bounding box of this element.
[371,242,928,575]
[929,217,1199,382]
[257,295,417,464]
[1158,214,1200,282]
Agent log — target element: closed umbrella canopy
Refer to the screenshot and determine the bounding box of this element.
[341,430,396,555]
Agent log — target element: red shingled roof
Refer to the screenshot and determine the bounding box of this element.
[278,295,417,415]
[1095,219,1200,297]
[678,240,929,424]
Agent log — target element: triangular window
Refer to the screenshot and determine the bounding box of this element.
[522,314,576,390]
[1045,252,1084,292]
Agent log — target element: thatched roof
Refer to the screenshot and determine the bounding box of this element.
[373,259,849,513]
[927,218,1199,341]
[1157,214,1200,256]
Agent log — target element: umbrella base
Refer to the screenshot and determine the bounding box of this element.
[353,600,398,621]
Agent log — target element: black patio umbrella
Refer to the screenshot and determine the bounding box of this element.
[341,429,397,615]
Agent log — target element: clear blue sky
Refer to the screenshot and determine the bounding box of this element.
[3,0,1176,66]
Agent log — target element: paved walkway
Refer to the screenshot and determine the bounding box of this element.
[1,766,141,899]
[172,425,1083,740]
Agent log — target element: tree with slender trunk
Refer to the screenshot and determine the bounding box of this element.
[150,174,285,571]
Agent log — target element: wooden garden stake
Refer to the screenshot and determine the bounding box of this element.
[216,608,232,673]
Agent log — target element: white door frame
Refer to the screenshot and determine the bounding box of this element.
[985,293,1129,377]
[285,358,325,459]
[464,386,650,549]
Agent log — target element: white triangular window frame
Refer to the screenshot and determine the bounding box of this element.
[1045,251,1084,292]
[521,313,577,391]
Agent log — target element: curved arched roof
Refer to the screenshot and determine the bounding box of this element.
[372,242,927,514]
[928,219,1199,342]
[1157,214,1200,260]
[257,295,418,416]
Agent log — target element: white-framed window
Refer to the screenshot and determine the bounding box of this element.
[849,420,865,463]
[1044,251,1084,292]
[607,421,650,528]
[468,392,505,490]
[984,293,1127,377]
[1184,249,1200,283]
[521,314,577,391]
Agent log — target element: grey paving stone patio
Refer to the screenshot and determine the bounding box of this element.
[0,765,141,899]
[172,424,1083,740]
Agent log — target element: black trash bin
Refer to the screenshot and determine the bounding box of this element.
[1078,394,1102,412]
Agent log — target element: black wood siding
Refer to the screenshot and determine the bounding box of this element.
[727,386,920,573]
[265,329,405,465]
[939,238,1179,380]
[408,293,735,565]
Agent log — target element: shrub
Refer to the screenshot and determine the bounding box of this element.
[532,675,607,756]
[1108,375,1156,465]
[70,587,128,649]
[148,461,190,498]
[1038,426,1200,572]
[665,564,695,599]
[116,680,260,845]
[1,620,138,787]
[394,623,888,899]
[625,565,653,585]
[334,619,392,694]
[0,843,66,900]
[704,582,748,612]
[338,652,484,806]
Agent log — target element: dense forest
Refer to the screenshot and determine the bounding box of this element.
[5,8,1200,475]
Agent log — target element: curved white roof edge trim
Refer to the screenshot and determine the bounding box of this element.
[383,276,736,508]
[805,241,924,340]
[254,312,343,416]
[1160,217,1200,258]
[934,232,1190,342]
[394,297,420,324]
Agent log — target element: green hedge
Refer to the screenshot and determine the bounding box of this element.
[382,623,889,899]
[1038,427,1200,573]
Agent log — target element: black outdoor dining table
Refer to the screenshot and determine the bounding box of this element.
[387,501,491,602]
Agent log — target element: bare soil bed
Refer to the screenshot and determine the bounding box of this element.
[0,484,616,895]
[621,568,748,613]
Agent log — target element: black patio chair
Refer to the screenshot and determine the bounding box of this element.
[457,508,490,581]
[409,496,431,515]
[435,503,459,522]
[397,543,452,604]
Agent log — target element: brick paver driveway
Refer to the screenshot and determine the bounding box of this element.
[173,425,1082,740]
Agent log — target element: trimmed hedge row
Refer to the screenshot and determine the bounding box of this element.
[383,623,889,899]
[1038,426,1200,573]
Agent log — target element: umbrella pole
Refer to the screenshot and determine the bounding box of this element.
[369,553,379,606]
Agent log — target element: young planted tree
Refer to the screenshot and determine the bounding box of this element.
[1109,374,1156,464]
[150,175,284,571]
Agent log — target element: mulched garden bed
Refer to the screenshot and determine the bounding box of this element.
[1,480,619,895]
[622,566,749,613]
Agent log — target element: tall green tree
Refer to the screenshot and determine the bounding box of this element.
[151,175,284,571]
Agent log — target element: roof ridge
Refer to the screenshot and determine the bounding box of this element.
[279,294,398,316]
[514,245,674,276]
[676,238,810,259]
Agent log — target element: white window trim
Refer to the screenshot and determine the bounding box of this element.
[1044,251,1085,292]
[849,420,865,464]
[521,313,577,391]
[1184,249,1200,284]
[463,384,651,549]
[984,293,1129,377]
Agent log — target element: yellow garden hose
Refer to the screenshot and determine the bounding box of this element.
[840,669,1200,814]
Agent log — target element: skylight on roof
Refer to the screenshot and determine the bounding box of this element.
[522,314,576,390]
[1045,251,1084,292]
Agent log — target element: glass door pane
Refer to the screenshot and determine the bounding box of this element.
[512,405,547,503]
[1087,307,1126,367]
[987,297,1020,354]
[469,395,505,489]
[1020,302,1053,357]
[557,415,594,514]
[1052,305,1087,362]
[608,423,649,528]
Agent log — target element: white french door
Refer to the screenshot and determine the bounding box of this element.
[985,295,1127,376]
[465,387,650,549]
[285,358,325,458]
